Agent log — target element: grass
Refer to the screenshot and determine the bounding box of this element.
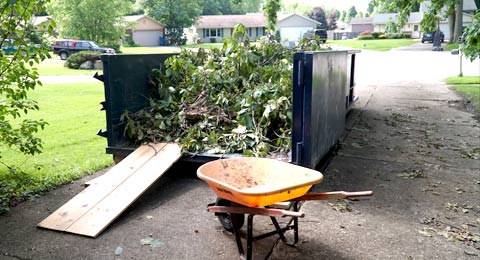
[446,43,459,51]
[446,76,480,112]
[120,46,178,54]
[328,39,417,51]
[184,42,225,49]
[33,58,99,76]
[0,82,112,214]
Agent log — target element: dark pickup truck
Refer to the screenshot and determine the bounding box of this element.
[52,39,115,60]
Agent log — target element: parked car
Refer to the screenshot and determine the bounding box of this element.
[52,39,115,60]
[304,29,328,43]
[1,39,37,56]
[421,31,444,43]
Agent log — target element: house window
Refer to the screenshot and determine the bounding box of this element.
[256,27,259,37]
[414,25,419,31]
[204,28,224,38]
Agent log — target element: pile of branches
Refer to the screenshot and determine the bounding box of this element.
[123,25,329,157]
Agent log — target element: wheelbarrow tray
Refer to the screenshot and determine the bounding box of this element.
[197,158,323,207]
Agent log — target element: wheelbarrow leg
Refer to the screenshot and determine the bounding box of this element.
[247,214,254,260]
[293,202,300,244]
[231,213,245,258]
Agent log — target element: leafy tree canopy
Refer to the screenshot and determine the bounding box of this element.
[307,7,328,30]
[1,0,55,160]
[140,0,203,45]
[346,6,357,23]
[462,12,480,61]
[48,0,131,45]
[202,0,262,15]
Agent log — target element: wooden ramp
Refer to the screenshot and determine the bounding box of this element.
[37,142,181,237]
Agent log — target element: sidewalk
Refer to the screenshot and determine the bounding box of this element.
[1,50,479,260]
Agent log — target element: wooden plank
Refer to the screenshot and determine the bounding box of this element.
[84,143,167,186]
[65,143,181,237]
[37,143,167,232]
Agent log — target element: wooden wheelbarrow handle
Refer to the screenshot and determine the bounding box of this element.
[292,191,373,201]
[208,206,305,218]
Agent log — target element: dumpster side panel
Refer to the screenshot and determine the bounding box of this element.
[293,51,348,168]
[101,54,175,155]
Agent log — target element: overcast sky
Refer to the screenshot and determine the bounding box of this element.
[289,0,371,12]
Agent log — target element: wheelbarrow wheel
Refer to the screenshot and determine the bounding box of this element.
[215,198,245,232]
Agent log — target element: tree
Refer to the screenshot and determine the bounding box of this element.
[375,0,463,43]
[327,11,338,30]
[141,0,203,45]
[462,12,480,61]
[48,0,131,45]
[339,10,347,22]
[367,0,375,15]
[202,0,262,15]
[265,0,281,34]
[307,7,328,30]
[1,0,54,161]
[346,6,357,23]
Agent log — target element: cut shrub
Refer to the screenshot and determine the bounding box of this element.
[65,51,102,69]
[371,32,380,39]
[360,30,372,35]
[358,34,374,40]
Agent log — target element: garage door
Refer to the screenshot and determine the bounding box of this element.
[280,27,312,42]
[133,30,163,46]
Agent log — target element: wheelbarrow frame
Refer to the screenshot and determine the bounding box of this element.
[207,191,373,260]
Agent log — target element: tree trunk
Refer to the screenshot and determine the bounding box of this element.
[448,14,455,43]
[454,0,463,42]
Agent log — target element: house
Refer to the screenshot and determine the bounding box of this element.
[190,13,321,43]
[420,0,478,40]
[124,15,166,46]
[275,13,322,42]
[371,0,478,40]
[372,12,423,38]
[349,17,374,33]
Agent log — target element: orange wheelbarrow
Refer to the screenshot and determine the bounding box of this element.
[197,158,373,260]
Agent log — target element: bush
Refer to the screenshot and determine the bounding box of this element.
[358,34,374,40]
[65,51,101,69]
[371,32,380,39]
[385,33,402,39]
[360,30,372,35]
[123,36,140,47]
[210,38,216,43]
[104,42,122,53]
[378,34,386,39]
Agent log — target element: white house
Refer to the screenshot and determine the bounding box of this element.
[275,13,322,42]
[189,13,321,43]
[124,15,166,46]
[372,12,423,38]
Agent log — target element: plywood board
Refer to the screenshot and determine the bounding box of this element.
[37,143,181,237]
[84,143,167,186]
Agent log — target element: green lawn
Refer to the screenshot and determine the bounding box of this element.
[445,43,459,51]
[328,39,418,51]
[0,82,112,213]
[184,42,225,49]
[34,59,99,76]
[446,76,480,112]
[121,46,179,54]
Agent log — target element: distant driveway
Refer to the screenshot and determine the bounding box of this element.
[354,47,479,86]
[392,42,448,51]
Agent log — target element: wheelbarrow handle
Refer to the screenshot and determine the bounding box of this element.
[208,206,305,218]
[292,191,373,201]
